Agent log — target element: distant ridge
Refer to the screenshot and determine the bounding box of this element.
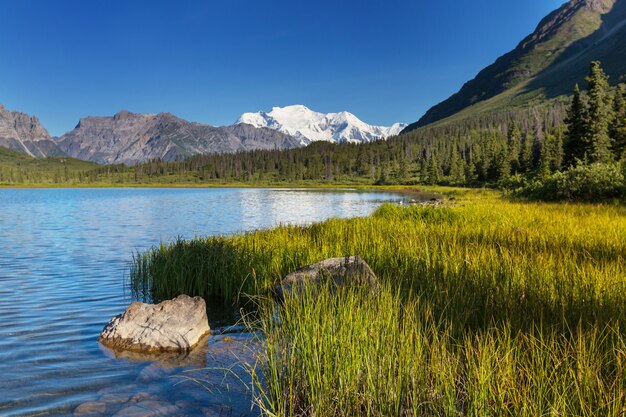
[52,111,301,165]
[3,104,405,166]
[0,104,64,157]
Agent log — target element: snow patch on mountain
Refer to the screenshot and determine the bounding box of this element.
[237,105,406,146]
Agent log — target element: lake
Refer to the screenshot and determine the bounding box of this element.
[0,187,410,417]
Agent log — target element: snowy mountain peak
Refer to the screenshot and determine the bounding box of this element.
[237,105,406,146]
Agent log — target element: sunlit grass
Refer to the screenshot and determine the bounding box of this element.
[131,190,626,416]
[254,284,626,416]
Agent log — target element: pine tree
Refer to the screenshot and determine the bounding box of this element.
[426,154,442,185]
[448,145,466,184]
[507,123,522,174]
[611,83,626,160]
[495,146,511,180]
[375,165,388,185]
[538,133,560,178]
[520,131,534,173]
[395,157,408,182]
[552,128,564,171]
[585,61,614,163]
[564,84,587,166]
[419,160,428,183]
[464,160,477,184]
[532,114,545,170]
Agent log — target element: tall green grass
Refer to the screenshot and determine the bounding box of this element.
[255,285,626,416]
[131,191,626,415]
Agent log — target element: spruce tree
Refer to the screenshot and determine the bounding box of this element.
[538,133,558,178]
[447,145,464,183]
[426,154,442,185]
[552,128,564,171]
[564,84,587,166]
[495,146,511,180]
[532,114,545,170]
[585,61,614,163]
[611,83,626,160]
[520,131,534,173]
[507,123,522,174]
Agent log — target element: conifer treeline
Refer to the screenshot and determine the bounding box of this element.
[80,101,573,186]
[81,61,619,186]
[565,62,626,166]
[4,62,624,187]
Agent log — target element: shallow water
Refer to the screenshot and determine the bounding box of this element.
[0,187,410,417]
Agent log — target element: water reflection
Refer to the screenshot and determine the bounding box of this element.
[0,187,408,416]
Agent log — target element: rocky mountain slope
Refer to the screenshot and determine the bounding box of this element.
[55,111,301,165]
[405,0,626,131]
[238,105,406,145]
[0,104,64,157]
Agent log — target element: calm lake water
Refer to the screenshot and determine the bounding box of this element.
[0,188,410,417]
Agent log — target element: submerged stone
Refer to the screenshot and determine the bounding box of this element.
[99,295,210,353]
[277,256,379,299]
[73,401,107,416]
[111,401,179,417]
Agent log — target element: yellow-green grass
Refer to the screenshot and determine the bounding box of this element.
[255,284,626,417]
[132,191,626,416]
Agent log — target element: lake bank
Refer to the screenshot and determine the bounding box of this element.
[0,181,448,192]
[133,189,626,415]
[0,188,408,416]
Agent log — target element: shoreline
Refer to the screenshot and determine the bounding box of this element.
[132,191,626,415]
[0,182,479,197]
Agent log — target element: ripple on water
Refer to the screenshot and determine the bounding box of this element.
[0,187,409,416]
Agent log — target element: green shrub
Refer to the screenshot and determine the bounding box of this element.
[508,162,625,202]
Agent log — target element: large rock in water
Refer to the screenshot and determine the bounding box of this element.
[99,295,210,353]
[277,256,379,299]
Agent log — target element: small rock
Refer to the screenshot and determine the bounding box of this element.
[112,401,178,417]
[137,364,172,382]
[98,384,137,396]
[99,392,131,405]
[73,401,107,416]
[277,256,379,299]
[99,295,211,353]
[175,400,194,409]
[202,407,225,417]
[129,392,160,403]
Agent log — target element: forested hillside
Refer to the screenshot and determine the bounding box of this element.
[405,0,626,131]
[3,62,623,201]
[0,147,97,184]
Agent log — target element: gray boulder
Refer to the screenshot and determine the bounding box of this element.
[277,256,379,299]
[99,295,210,353]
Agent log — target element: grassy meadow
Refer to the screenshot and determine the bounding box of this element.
[132,189,626,416]
[0,147,99,185]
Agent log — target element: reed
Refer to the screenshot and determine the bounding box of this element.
[131,190,626,415]
[254,284,626,416]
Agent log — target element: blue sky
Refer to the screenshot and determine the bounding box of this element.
[1,0,563,136]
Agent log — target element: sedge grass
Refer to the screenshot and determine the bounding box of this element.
[131,190,626,415]
[254,284,626,416]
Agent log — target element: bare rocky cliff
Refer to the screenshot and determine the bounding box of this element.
[55,111,301,165]
[0,104,64,157]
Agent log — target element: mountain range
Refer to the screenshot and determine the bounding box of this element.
[3,0,626,165]
[238,105,406,146]
[0,104,405,165]
[54,111,301,165]
[404,0,626,131]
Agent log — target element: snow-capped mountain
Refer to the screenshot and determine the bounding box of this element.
[237,105,406,146]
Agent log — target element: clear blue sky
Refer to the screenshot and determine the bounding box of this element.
[0,0,564,136]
